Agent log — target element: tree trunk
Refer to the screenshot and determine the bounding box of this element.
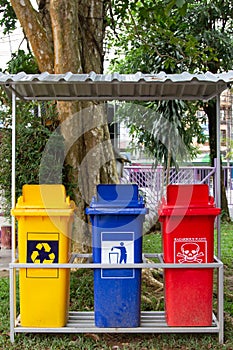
[10,0,119,251]
[204,101,230,221]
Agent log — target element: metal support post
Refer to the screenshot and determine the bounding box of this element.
[10,89,16,343]
[216,94,221,259]
[218,260,224,344]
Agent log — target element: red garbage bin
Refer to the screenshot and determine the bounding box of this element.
[158,184,221,327]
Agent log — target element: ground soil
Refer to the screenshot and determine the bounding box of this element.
[0,270,9,277]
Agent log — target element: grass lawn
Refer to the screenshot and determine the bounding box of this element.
[0,222,232,349]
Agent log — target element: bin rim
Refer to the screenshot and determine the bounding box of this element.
[158,206,221,218]
[11,207,75,217]
[86,207,149,215]
[88,201,145,208]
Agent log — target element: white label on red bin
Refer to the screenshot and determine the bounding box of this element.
[174,237,207,264]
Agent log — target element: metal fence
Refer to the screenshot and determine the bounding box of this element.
[121,164,233,228]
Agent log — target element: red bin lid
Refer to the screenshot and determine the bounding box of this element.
[167,184,210,206]
[158,184,221,218]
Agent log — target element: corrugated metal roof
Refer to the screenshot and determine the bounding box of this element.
[0,71,232,101]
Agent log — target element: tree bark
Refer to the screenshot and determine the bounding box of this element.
[50,0,81,73]
[78,0,105,73]
[10,0,119,251]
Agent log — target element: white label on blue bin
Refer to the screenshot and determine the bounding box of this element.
[101,232,134,279]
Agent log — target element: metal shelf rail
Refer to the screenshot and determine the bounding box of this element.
[9,253,224,344]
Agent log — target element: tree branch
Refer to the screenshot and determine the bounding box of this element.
[10,0,54,72]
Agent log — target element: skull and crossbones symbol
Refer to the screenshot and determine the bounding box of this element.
[176,242,204,263]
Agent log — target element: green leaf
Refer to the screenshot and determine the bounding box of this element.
[176,0,185,8]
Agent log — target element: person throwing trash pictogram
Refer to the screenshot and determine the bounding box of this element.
[111,242,127,263]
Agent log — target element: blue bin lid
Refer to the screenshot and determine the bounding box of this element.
[88,184,145,208]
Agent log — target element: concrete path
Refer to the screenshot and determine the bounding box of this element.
[0,248,11,272]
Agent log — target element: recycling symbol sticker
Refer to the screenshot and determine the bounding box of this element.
[27,240,58,264]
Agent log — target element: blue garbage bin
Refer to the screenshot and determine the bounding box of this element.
[86,184,148,328]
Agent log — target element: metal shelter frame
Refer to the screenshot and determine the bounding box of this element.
[1,70,233,344]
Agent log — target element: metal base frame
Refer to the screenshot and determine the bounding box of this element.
[9,254,224,344]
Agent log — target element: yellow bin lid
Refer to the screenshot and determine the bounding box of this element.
[14,184,74,209]
[12,185,75,220]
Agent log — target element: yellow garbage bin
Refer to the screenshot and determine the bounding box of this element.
[11,184,75,328]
